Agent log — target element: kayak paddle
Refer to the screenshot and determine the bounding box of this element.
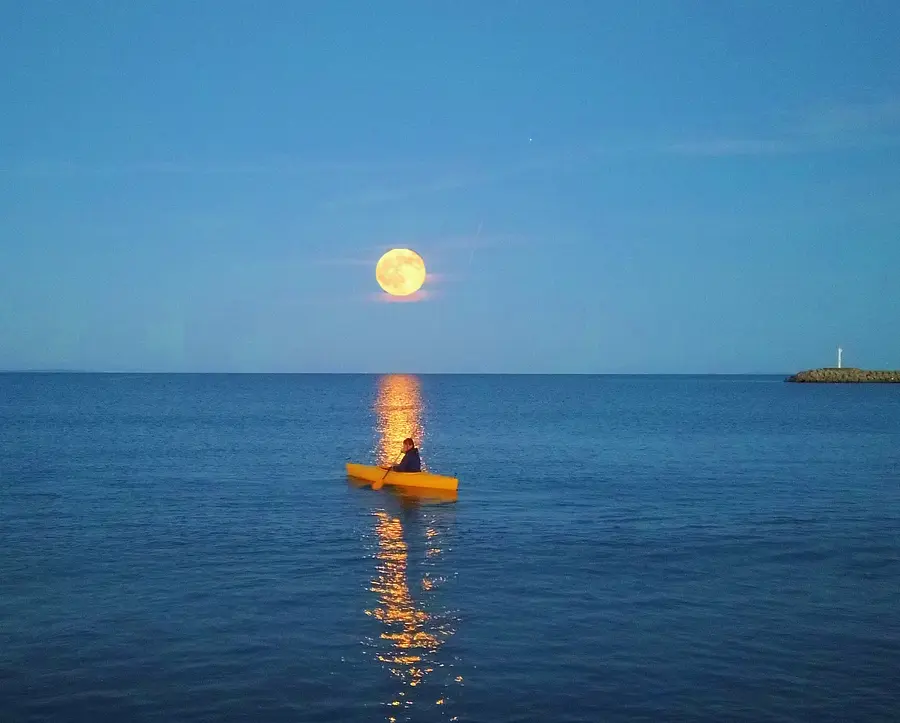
[373,452,400,490]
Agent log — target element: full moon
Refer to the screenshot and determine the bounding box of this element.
[375,248,426,296]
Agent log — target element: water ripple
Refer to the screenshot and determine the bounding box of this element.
[1,373,898,722]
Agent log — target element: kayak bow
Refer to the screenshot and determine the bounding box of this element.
[345,463,459,491]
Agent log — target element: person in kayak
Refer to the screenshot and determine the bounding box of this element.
[382,437,421,473]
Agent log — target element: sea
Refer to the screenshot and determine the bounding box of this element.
[1,373,898,722]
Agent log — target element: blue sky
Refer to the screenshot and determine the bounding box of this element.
[1,0,898,373]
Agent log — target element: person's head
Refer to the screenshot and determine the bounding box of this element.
[402,437,415,452]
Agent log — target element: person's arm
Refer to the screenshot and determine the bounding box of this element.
[392,453,412,472]
[381,452,405,470]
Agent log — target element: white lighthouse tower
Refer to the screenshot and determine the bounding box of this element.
[837,346,843,369]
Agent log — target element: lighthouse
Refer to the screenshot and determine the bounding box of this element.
[837,346,843,369]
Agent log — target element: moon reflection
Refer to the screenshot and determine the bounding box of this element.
[363,373,460,720]
[373,374,427,469]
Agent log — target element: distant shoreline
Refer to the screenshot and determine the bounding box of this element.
[786,368,900,383]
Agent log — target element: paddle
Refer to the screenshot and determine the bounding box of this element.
[373,452,401,491]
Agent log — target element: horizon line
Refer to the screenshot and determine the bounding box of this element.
[0,369,795,376]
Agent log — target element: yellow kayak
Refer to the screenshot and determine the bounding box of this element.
[346,477,458,503]
[345,462,459,491]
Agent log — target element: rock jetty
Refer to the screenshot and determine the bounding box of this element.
[786,367,900,383]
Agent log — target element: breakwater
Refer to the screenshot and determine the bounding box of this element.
[786,367,900,383]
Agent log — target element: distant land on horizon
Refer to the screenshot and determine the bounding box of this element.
[786,367,900,383]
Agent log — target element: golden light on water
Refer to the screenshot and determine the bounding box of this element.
[374,374,426,468]
[367,510,445,691]
[363,373,460,718]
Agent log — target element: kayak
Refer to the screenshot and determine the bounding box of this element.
[345,462,459,491]
[347,477,458,504]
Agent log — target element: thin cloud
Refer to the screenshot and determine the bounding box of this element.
[321,149,585,210]
[0,157,430,178]
[801,98,900,136]
[666,132,900,157]
[666,138,800,156]
[665,132,900,158]
[469,221,483,269]
[370,290,430,303]
[316,106,900,205]
[321,170,495,210]
[667,98,900,157]
[308,256,375,267]
[427,231,523,252]
[10,98,897,184]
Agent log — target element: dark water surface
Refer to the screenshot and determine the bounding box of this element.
[1,373,898,722]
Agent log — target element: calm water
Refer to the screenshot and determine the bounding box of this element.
[1,373,898,722]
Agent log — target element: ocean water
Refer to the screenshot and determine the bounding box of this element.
[1,373,898,723]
